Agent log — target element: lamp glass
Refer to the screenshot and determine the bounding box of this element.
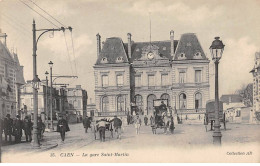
[48,61,53,68]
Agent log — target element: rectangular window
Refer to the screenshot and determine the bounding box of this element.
[78,100,81,108]
[179,72,186,83]
[102,75,108,87]
[5,64,8,77]
[148,75,155,87]
[116,75,123,86]
[135,75,141,87]
[161,74,168,86]
[195,70,202,83]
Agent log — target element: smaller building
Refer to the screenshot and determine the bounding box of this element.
[220,94,243,111]
[66,85,88,122]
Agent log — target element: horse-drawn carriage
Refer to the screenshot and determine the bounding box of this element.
[151,99,175,134]
[204,100,226,131]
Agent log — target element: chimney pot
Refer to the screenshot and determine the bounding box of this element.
[127,33,132,59]
[170,30,174,57]
[96,33,101,57]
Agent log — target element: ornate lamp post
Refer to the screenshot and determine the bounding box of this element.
[31,19,71,147]
[209,37,225,145]
[45,71,49,127]
[32,74,41,148]
[48,61,54,131]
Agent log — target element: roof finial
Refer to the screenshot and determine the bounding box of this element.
[149,12,152,46]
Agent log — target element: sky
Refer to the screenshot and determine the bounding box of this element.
[0,0,260,103]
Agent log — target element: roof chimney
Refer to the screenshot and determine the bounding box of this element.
[170,30,174,57]
[0,29,7,46]
[127,33,132,59]
[96,33,101,57]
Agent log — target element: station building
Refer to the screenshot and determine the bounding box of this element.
[93,31,210,119]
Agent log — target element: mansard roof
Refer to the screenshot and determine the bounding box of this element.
[174,33,207,60]
[125,40,178,62]
[0,41,14,62]
[95,37,129,65]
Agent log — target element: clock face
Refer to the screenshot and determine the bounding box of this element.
[147,52,154,59]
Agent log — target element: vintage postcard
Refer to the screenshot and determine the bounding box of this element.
[0,0,259,163]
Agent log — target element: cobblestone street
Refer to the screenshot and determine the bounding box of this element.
[1,122,260,162]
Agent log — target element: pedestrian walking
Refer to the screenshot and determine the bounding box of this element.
[144,115,148,126]
[13,115,23,143]
[56,115,70,143]
[37,118,45,140]
[127,114,130,125]
[0,117,4,143]
[83,116,91,133]
[96,119,106,142]
[23,116,32,142]
[110,116,122,139]
[3,114,13,142]
[169,116,175,134]
[134,115,141,135]
[150,115,156,134]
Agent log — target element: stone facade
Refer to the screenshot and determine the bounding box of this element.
[66,85,88,118]
[93,31,210,118]
[250,52,260,124]
[0,40,25,118]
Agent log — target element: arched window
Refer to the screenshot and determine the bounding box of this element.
[179,93,187,109]
[102,96,109,112]
[147,94,156,115]
[195,93,202,109]
[117,95,125,112]
[160,93,170,106]
[134,95,143,107]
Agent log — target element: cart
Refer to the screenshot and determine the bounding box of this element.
[93,120,114,140]
[151,99,175,134]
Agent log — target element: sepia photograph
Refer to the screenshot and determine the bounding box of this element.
[0,0,259,163]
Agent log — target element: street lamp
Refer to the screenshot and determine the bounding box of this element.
[32,74,41,148]
[48,61,54,131]
[209,37,225,145]
[31,19,72,148]
[45,71,49,126]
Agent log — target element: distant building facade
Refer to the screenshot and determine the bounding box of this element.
[66,85,88,119]
[250,52,260,124]
[94,31,210,118]
[0,39,25,118]
[20,81,68,121]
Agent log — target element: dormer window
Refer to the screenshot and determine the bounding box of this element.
[178,53,186,60]
[194,52,202,59]
[116,56,123,63]
[101,57,108,63]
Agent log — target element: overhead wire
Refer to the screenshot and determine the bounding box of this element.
[63,31,75,76]
[27,0,66,28]
[19,0,60,28]
[70,31,78,76]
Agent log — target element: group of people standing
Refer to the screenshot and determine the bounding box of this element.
[0,114,46,144]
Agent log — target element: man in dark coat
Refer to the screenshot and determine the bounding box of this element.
[23,116,33,142]
[159,101,167,112]
[4,114,13,142]
[56,115,70,142]
[0,117,4,143]
[83,116,91,133]
[110,116,122,139]
[127,114,130,125]
[37,118,45,140]
[13,115,23,143]
[144,115,148,126]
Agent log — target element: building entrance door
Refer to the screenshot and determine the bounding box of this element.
[147,94,156,115]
